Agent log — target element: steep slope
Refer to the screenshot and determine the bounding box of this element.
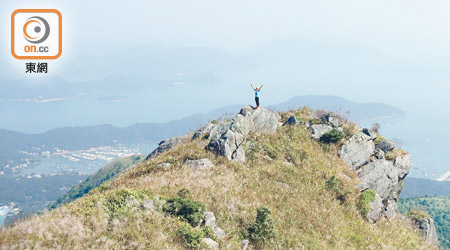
[0,107,432,249]
[48,155,144,210]
[399,195,450,249]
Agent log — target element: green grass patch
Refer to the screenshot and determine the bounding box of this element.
[358,190,376,220]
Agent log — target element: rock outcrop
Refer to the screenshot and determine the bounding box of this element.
[309,124,333,140]
[146,106,277,164]
[305,111,411,222]
[145,135,189,160]
[415,218,439,248]
[207,106,277,162]
[306,111,344,140]
[338,132,375,170]
[146,107,413,226]
[204,211,226,239]
[282,115,298,126]
[192,122,215,140]
[403,214,440,248]
[357,154,411,221]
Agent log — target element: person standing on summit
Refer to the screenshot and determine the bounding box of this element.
[250,83,263,109]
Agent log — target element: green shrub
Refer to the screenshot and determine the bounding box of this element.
[177,223,203,249]
[407,209,430,222]
[320,129,344,144]
[358,190,376,219]
[163,197,206,226]
[248,206,278,248]
[211,120,218,124]
[104,189,148,218]
[203,226,216,240]
[325,176,346,202]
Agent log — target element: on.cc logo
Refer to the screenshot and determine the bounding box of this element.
[11,9,62,60]
[23,16,50,44]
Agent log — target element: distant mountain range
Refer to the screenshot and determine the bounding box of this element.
[0,95,403,175]
[401,177,450,198]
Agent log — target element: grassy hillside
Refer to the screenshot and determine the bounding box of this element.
[399,195,450,249]
[48,155,144,210]
[0,109,431,249]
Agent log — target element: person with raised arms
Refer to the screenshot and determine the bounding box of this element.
[250,83,263,109]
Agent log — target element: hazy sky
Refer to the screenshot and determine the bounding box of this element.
[1,1,450,56]
[1,0,450,119]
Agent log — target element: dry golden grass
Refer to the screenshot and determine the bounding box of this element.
[0,109,432,250]
[385,149,409,161]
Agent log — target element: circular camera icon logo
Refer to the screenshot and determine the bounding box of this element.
[23,16,50,44]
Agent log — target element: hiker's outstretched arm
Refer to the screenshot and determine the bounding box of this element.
[260,84,264,90]
[250,84,255,90]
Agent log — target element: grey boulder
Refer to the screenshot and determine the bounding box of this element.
[204,211,226,240]
[145,135,188,160]
[338,132,375,170]
[309,124,333,140]
[183,158,213,170]
[385,199,397,220]
[367,193,383,223]
[192,122,215,140]
[327,115,344,128]
[208,121,232,141]
[362,128,378,140]
[207,106,277,163]
[283,115,298,126]
[358,156,411,221]
[417,218,439,248]
[359,160,399,201]
[240,239,249,250]
[375,140,396,153]
[394,155,412,180]
[374,148,385,159]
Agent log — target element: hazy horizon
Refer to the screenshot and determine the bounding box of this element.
[0,1,449,178]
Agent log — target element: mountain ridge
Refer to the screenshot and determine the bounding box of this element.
[0,95,404,175]
[0,106,435,249]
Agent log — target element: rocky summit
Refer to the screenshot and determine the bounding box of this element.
[0,106,436,249]
[206,106,278,163]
